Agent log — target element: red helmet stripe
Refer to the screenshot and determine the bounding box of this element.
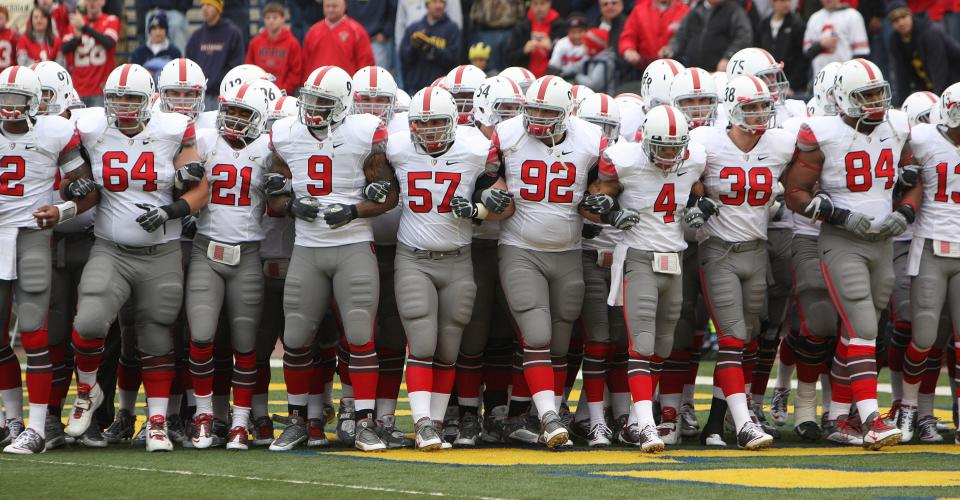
[423,87,433,113]
[119,64,132,87]
[600,94,608,115]
[178,58,187,83]
[691,69,701,91]
[275,96,287,110]
[855,58,876,81]
[664,59,680,75]
[312,66,332,87]
[924,91,937,103]
[455,65,466,85]
[505,77,521,97]
[236,83,249,99]
[537,76,554,102]
[748,75,764,93]
[666,106,677,136]
[8,66,18,84]
[761,49,776,65]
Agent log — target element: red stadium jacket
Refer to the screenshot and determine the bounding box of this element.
[16,34,60,65]
[62,13,120,98]
[246,27,303,95]
[301,16,374,77]
[50,4,70,39]
[0,28,16,71]
[618,0,689,60]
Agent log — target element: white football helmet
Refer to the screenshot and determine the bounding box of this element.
[408,85,458,155]
[299,66,353,131]
[66,88,84,110]
[726,47,788,101]
[157,58,207,120]
[641,105,689,175]
[30,61,73,116]
[723,74,775,134]
[267,94,299,130]
[641,59,685,109]
[812,62,842,116]
[571,85,595,115]
[523,76,573,139]
[217,81,271,141]
[577,93,620,141]
[834,58,890,124]
[395,89,411,113]
[352,66,398,122]
[220,64,270,96]
[499,66,536,94]
[940,83,960,128]
[0,66,42,121]
[443,64,486,125]
[670,67,718,128]
[473,75,524,127]
[901,91,939,126]
[104,64,156,130]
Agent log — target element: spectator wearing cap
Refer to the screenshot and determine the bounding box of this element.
[131,11,182,83]
[135,0,191,51]
[302,0,374,77]
[347,0,398,71]
[505,0,566,77]
[399,0,461,91]
[662,0,752,72]
[186,0,246,110]
[247,2,302,95]
[802,0,870,77]
[468,0,525,72]
[888,0,960,105]
[548,13,589,79]
[619,0,688,71]
[754,0,809,95]
[469,41,493,74]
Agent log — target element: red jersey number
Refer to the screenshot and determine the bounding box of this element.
[407,171,461,213]
[654,183,677,223]
[210,164,253,206]
[0,156,26,196]
[934,162,960,203]
[102,152,157,192]
[307,155,332,196]
[844,149,895,192]
[718,167,772,206]
[519,160,577,203]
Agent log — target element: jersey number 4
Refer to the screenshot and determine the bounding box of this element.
[519,160,576,202]
[210,164,253,206]
[407,171,461,213]
[0,156,25,196]
[654,183,677,223]
[719,167,772,206]
[844,149,895,192]
[102,152,157,192]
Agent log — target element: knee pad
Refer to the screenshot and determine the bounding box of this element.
[239,265,264,307]
[137,327,174,356]
[446,278,477,328]
[149,278,185,326]
[396,275,432,322]
[17,251,50,295]
[342,276,377,347]
[502,270,542,313]
[555,274,585,323]
[826,261,871,302]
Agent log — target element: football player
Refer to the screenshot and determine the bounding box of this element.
[499,66,536,94]
[443,65,486,126]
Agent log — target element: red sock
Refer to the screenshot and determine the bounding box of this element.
[376,347,405,401]
[405,356,433,394]
[605,346,629,394]
[48,342,71,408]
[71,329,104,374]
[141,352,175,400]
[347,340,379,402]
[582,342,611,403]
[233,351,256,409]
[118,357,142,392]
[336,343,352,387]
[846,342,878,403]
[21,329,52,405]
[627,354,663,403]
[254,362,271,398]
[920,348,943,394]
[433,362,456,396]
[282,344,312,397]
[779,338,796,367]
[902,341,929,385]
[0,340,20,391]
[741,337,759,384]
[522,346,553,395]
[830,342,852,405]
[685,334,703,386]
[511,345,531,399]
[714,335,745,398]
[189,341,215,397]
[659,350,690,398]
[551,355,567,397]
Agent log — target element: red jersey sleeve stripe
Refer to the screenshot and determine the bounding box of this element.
[182,123,196,144]
[597,137,617,180]
[59,129,82,156]
[796,123,818,150]
[486,131,502,169]
[371,123,388,145]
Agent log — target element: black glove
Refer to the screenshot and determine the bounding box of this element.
[450,195,479,219]
[582,223,603,239]
[697,197,720,218]
[480,188,513,213]
[803,190,834,221]
[580,193,616,214]
[174,161,205,189]
[181,214,198,239]
[603,208,640,230]
[134,203,170,233]
[363,180,392,203]
[323,203,358,229]
[263,173,292,197]
[899,165,920,188]
[66,177,98,200]
[288,196,321,222]
[683,207,707,229]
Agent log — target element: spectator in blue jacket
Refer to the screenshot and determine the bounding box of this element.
[400,0,461,92]
[131,11,182,84]
[186,0,245,111]
[348,0,398,70]
[135,0,192,50]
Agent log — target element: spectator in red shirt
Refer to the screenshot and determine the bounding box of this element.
[618,0,688,70]
[246,2,303,95]
[504,0,565,77]
[16,7,61,66]
[0,7,17,71]
[36,0,70,39]
[61,0,120,107]
[301,0,375,77]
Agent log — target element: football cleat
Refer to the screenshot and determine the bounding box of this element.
[503,412,540,445]
[269,414,307,451]
[103,409,135,443]
[454,413,481,447]
[638,424,665,453]
[618,422,642,446]
[862,411,902,450]
[192,413,215,449]
[226,426,250,450]
[751,404,781,439]
[44,415,66,450]
[65,382,104,437]
[896,404,918,443]
[3,428,45,455]
[587,422,613,448]
[252,416,275,445]
[377,416,414,449]
[883,400,902,427]
[481,405,507,443]
[307,418,330,447]
[323,403,336,425]
[703,433,727,446]
[7,418,23,440]
[657,407,681,445]
[81,425,108,448]
[145,415,173,452]
[132,422,147,448]
[166,414,187,444]
[539,411,569,449]
[794,420,822,442]
[770,388,789,426]
[558,403,574,429]
[737,421,773,450]
[415,417,443,451]
[824,415,864,446]
[571,419,592,442]
[336,400,356,446]
[0,426,9,447]
[679,402,700,437]
[442,406,459,444]
[917,416,944,443]
[354,417,387,452]
[434,420,454,449]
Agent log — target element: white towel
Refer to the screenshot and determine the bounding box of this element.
[0,228,17,280]
[606,244,629,307]
[906,236,924,277]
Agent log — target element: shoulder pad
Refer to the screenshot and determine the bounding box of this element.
[149,111,191,141]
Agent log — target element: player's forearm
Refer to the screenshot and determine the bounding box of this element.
[269,194,291,216]
[81,25,116,49]
[579,208,603,224]
[356,189,398,218]
[179,177,209,213]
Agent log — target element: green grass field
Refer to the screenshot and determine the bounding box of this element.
[1,362,959,499]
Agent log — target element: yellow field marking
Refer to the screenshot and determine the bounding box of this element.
[660,443,960,458]
[595,468,960,488]
[323,448,679,465]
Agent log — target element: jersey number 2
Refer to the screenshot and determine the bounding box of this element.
[0,157,25,196]
[519,160,576,202]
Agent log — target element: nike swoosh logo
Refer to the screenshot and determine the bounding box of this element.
[24,144,36,150]
[677,171,687,176]
[142,140,150,145]
[822,248,832,255]
[757,156,768,161]
[249,156,261,162]
[880,137,890,142]
[560,150,573,156]
[445,160,457,165]
[332,143,344,149]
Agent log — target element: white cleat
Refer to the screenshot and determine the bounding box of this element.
[637,424,665,453]
[587,422,612,448]
[704,433,727,447]
[65,383,104,438]
[145,416,174,452]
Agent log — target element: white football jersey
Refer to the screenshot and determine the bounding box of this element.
[767,99,807,230]
[195,110,217,131]
[803,113,910,229]
[0,115,81,228]
[259,212,295,259]
[496,116,603,252]
[195,132,271,244]
[582,223,620,251]
[618,100,645,143]
[802,7,870,77]
[387,112,408,135]
[270,114,385,248]
[910,123,960,242]
[390,125,491,251]
[79,112,191,246]
[604,140,706,252]
[692,126,795,242]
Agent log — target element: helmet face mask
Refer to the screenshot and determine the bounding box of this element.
[757,68,788,101]
[674,95,717,127]
[0,91,36,122]
[217,102,260,141]
[160,87,204,119]
[451,90,474,124]
[733,99,775,134]
[584,117,619,141]
[847,82,891,124]
[644,138,688,175]
[354,93,394,121]
[105,92,150,130]
[493,99,522,122]
[523,103,565,138]
[299,91,342,129]
[410,116,455,155]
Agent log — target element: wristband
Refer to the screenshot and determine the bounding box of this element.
[54,201,78,224]
[161,199,192,220]
[475,203,490,220]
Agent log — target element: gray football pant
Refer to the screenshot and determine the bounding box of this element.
[74,239,183,356]
[459,239,514,358]
[818,224,894,342]
[580,250,627,346]
[791,234,838,339]
[698,238,767,342]
[186,234,263,353]
[911,242,960,350]
[673,243,708,351]
[622,249,683,358]
[282,243,378,349]
[763,227,793,341]
[0,229,52,334]
[376,244,406,353]
[257,258,287,364]
[889,240,912,334]
[395,244,476,364]
[498,245,584,355]
[48,232,94,346]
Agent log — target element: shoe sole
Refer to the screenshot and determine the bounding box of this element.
[146,445,173,452]
[588,441,611,448]
[307,439,330,447]
[864,433,901,450]
[417,442,442,451]
[356,443,387,452]
[641,442,665,453]
[226,444,249,451]
[268,436,307,451]
[253,438,274,446]
[81,440,108,448]
[3,447,43,455]
[741,436,775,450]
[544,430,569,449]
